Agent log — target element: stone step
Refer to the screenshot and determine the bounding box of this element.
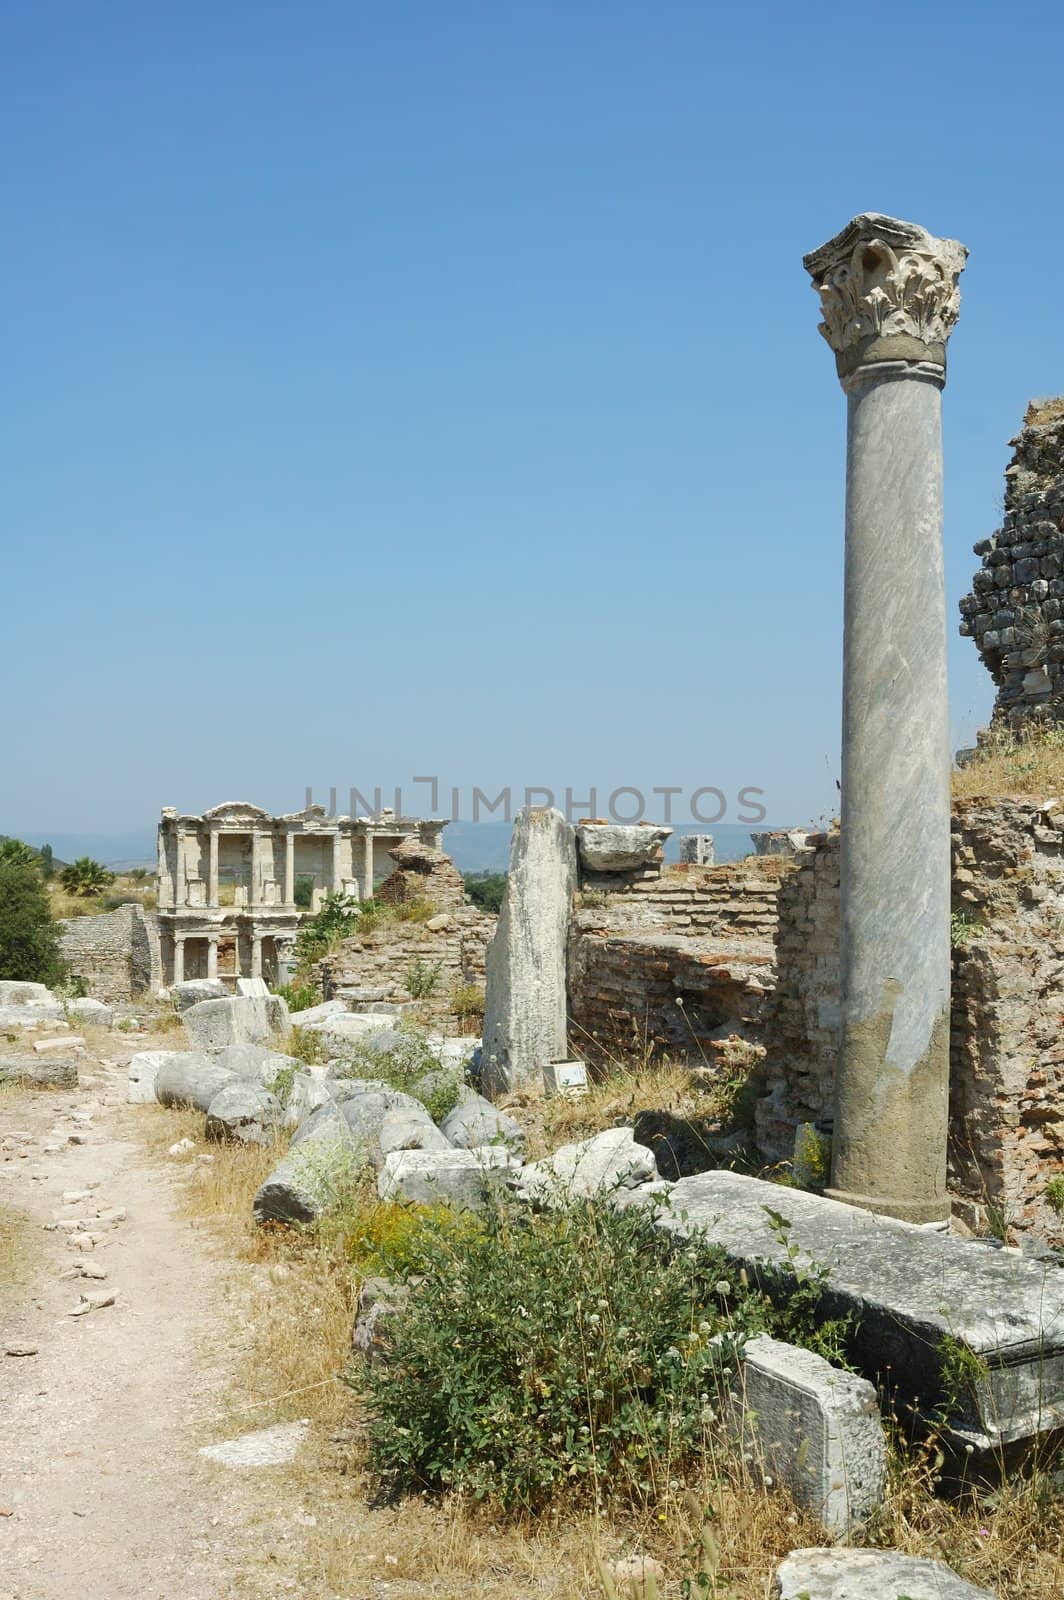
[626,1168,1064,1450]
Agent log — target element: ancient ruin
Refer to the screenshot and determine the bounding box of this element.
[960,397,1064,727]
[803,213,966,1222]
[156,801,445,986]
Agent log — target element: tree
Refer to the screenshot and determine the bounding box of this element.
[58,856,115,897]
[38,843,54,880]
[0,838,37,868]
[463,872,507,914]
[0,856,66,984]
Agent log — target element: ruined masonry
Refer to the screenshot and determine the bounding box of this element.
[959,397,1064,728]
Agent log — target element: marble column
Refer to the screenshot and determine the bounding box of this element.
[208,829,219,908]
[247,833,259,907]
[206,937,218,979]
[284,832,295,905]
[251,935,262,979]
[331,832,343,895]
[803,214,967,1223]
[173,934,185,986]
[362,833,374,902]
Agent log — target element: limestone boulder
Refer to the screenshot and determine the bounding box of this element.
[288,1000,348,1029]
[0,1054,79,1089]
[352,1275,410,1360]
[773,1548,998,1599]
[440,1088,525,1154]
[481,807,576,1096]
[378,1104,453,1157]
[170,979,228,1014]
[154,1054,239,1112]
[206,1082,283,1146]
[516,1128,657,1202]
[210,1044,299,1086]
[65,997,114,1028]
[0,1000,64,1028]
[0,980,55,1006]
[378,1147,518,1210]
[576,823,672,874]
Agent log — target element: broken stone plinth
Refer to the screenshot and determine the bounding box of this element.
[181,994,287,1051]
[635,1169,1064,1451]
[774,1548,998,1600]
[377,1146,517,1210]
[0,1054,79,1089]
[481,807,576,1097]
[170,978,228,1014]
[576,822,672,874]
[679,833,715,865]
[734,1336,886,1537]
[805,214,967,1224]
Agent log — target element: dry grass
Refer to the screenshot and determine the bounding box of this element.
[123,1101,1064,1600]
[953,724,1064,802]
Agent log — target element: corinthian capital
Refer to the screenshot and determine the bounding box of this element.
[803,214,967,382]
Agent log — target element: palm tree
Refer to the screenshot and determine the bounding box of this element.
[58,856,115,897]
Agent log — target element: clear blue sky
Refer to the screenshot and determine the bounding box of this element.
[4,2,1062,836]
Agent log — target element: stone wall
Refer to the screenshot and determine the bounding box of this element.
[58,903,162,1001]
[756,802,1064,1237]
[568,859,790,1068]
[755,832,840,1162]
[959,398,1064,728]
[319,904,495,1012]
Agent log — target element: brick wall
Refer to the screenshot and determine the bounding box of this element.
[568,859,789,1068]
[59,903,162,1002]
[755,802,1064,1237]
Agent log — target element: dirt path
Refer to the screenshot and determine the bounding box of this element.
[0,1055,311,1600]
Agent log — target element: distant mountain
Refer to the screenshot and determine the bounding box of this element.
[8,831,155,870]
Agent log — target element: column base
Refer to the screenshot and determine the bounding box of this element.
[824,1187,950,1225]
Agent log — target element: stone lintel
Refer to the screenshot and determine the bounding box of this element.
[623,1169,1064,1450]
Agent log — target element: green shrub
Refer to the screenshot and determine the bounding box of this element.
[0,856,67,985]
[294,874,315,909]
[451,984,486,1026]
[295,891,361,965]
[950,910,984,948]
[1045,1175,1064,1216]
[339,1028,464,1123]
[358,1198,772,1512]
[274,980,319,1013]
[58,856,115,896]
[289,1026,328,1066]
[404,958,442,999]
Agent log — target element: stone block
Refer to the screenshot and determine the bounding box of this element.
[154,1054,238,1112]
[0,1054,79,1089]
[773,1547,998,1599]
[254,1109,359,1224]
[378,1146,518,1210]
[576,823,672,873]
[205,1082,283,1145]
[517,1127,657,1202]
[679,833,716,865]
[170,979,228,1014]
[182,995,274,1051]
[236,977,270,998]
[65,997,114,1028]
[734,1336,886,1536]
[440,1088,525,1153]
[639,1169,1064,1449]
[0,980,54,1006]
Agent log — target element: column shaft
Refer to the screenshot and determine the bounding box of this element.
[284,832,295,905]
[208,830,219,907]
[829,369,952,1221]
